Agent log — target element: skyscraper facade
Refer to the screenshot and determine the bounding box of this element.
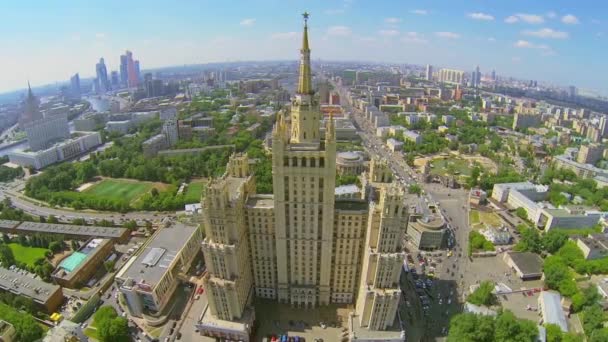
[134,60,141,82]
[70,73,81,99]
[425,64,433,81]
[110,71,119,88]
[19,82,43,128]
[198,13,408,341]
[95,58,110,93]
[125,51,138,88]
[120,54,128,87]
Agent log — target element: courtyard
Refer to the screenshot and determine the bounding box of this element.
[253,299,352,341]
[469,209,504,229]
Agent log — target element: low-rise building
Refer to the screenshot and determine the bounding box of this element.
[142,134,169,158]
[403,130,421,145]
[52,238,114,288]
[336,151,365,176]
[7,221,129,242]
[575,234,608,260]
[0,267,64,312]
[479,227,511,245]
[115,223,202,319]
[492,182,602,231]
[406,214,446,250]
[538,291,568,332]
[503,252,543,280]
[42,319,88,342]
[0,320,16,342]
[386,138,403,152]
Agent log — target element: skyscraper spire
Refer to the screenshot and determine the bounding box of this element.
[27,81,33,98]
[297,12,312,95]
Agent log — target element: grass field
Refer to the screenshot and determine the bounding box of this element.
[84,179,154,203]
[84,327,99,340]
[469,210,503,229]
[430,158,471,176]
[8,243,49,267]
[183,181,206,203]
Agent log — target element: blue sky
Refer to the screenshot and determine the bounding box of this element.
[1,0,607,95]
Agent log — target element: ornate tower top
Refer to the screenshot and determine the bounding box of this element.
[297,12,312,95]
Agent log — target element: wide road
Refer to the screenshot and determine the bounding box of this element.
[0,183,163,223]
[333,81,473,339]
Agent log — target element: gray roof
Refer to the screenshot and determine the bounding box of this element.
[0,220,20,229]
[16,221,127,238]
[506,252,543,276]
[118,223,198,287]
[539,291,568,332]
[0,267,61,305]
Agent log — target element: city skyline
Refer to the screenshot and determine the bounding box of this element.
[0,0,607,94]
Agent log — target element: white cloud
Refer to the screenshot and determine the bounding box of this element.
[468,12,494,21]
[435,31,461,39]
[270,32,298,40]
[546,11,557,19]
[95,33,106,39]
[324,8,344,15]
[488,37,496,42]
[522,28,569,39]
[401,32,428,44]
[513,40,554,55]
[379,29,400,37]
[411,9,428,15]
[504,13,544,24]
[385,17,401,24]
[561,14,579,25]
[240,18,256,27]
[327,26,352,36]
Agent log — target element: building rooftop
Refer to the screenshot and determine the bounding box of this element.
[16,221,127,238]
[53,238,112,280]
[0,220,19,229]
[335,199,369,212]
[117,223,198,288]
[246,195,275,209]
[349,311,405,341]
[506,252,543,276]
[335,184,361,196]
[0,267,61,305]
[463,302,497,316]
[539,291,568,332]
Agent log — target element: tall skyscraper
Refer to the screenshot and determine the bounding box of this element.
[425,64,433,81]
[599,115,608,138]
[95,58,109,93]
[472,65,481,87]
[120,54,128,87]
[70,73,81,99]
[491,69,496,81]
[134,60,141,82]
[19,82,43,128]
[198,13,408,340]
[110,71,119,88]
[125,50,138,88]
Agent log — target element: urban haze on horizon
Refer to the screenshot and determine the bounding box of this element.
[0,2,608,342]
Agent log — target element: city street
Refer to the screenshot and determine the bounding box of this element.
[334,81,474,339]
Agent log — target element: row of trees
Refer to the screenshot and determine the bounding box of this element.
[0,303,44,341]
[468,231,495,255]
[448,310,538,342]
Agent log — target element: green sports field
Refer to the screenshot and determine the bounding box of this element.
[183,181,206,203]
[430,158,472,176]
[83,179,154,203]
[8,243,49,267]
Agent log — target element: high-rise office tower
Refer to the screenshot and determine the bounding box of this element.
[568,85,577,98]
[120,54,128,86]
[599,115,608,138]
[134,60,141,82]
[110,71,119,88]
[125,51,138,88]
[70,73,81,99]
[491,69,496,81]
[425,64,433,81]
[95,58,110,93]
[472,65,481,87]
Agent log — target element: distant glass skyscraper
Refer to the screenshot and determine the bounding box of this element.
[120,54,128,87]
[110,71,119,88]
[125,50,138,88]
[425,64,433,81]
[134,60,141,82]
[70,73,81,99]
[95,58,109,93]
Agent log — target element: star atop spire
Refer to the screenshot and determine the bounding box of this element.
[301,12,310,52]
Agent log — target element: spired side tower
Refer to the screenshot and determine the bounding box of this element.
[272,12,337,307]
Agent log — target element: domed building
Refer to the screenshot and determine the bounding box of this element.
[336,151,365,176]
